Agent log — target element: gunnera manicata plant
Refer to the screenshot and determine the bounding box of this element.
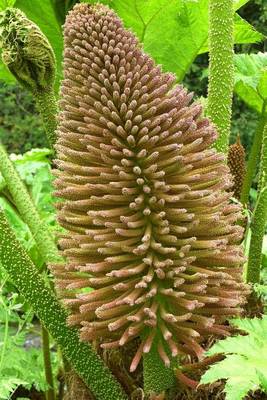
[52,3,250,372]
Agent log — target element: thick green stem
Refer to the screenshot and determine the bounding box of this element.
[0,143,61,265]
[0,297,9,376]
[0,210,127,400]
[42,325,56,400]
[258,115,267,194]
[241,104,267,205]
[34,88,58,148]
[246,120,267,283]
[143,337,176,396]
[246,188,267,283]
[207,0,234,154]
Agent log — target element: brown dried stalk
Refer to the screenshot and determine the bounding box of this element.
[52,3,250,373]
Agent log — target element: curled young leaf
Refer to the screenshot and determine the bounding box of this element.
[0,7,56,93]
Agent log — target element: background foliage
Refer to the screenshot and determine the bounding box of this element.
[0,85,48,154]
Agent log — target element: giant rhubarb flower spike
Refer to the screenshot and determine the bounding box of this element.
[53,3,250,372]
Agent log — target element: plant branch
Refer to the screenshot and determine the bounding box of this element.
[246,120,267,283]
[241,103,267,205]
[0,209,127,400]
[207,0,234,154]
[0,143,61,265]
[42,325,56,400]
[34,88,58,148]
[0,296,9,376]
[258,112,267,193]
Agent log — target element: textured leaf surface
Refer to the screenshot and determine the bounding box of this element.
[201,317,267,400]
[234,0,250,8]
[234,53,267,113]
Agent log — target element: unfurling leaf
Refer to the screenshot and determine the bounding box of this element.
[0,7,56,92]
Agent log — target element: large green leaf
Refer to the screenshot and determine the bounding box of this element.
[13,0,63,88]
[200,317,267,400]
[0,0,15,10]
[84,0,264,81]
[233,14,264,45]
[234,52,267,113]
[51,0,78,26]
[201,355,258,400]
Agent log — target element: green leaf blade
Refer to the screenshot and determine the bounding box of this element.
[200,317,267,400]
[234,52,267,112]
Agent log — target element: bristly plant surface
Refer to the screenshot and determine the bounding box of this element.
[0,266,59,400]
[0,148,57,267]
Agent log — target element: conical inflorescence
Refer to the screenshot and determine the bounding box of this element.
[227,135,246,200]
[52,3,250,372]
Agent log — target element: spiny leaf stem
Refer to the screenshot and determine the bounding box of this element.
[246,119,267,283]
[207,0,234,154]
[0,209,127,400]
[241,102,267,205]
[0,143,60,265]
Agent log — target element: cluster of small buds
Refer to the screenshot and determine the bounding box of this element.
[52,3,250,372]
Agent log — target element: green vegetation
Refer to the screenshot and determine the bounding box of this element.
[0,84,48,154]
[201,317,267,400]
